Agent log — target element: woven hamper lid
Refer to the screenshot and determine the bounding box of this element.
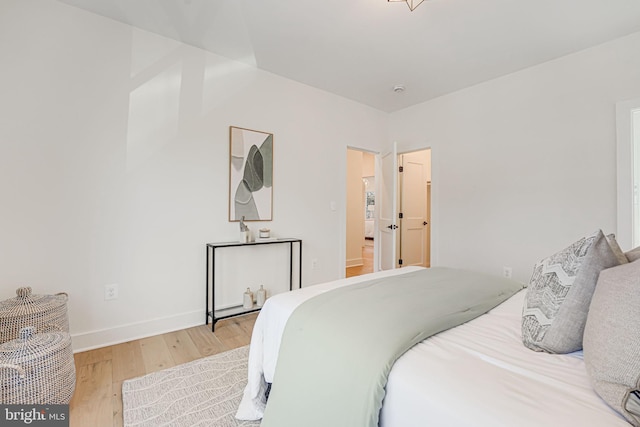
[0,327,76,405]
[0,287,68,318]
[0,327,71,366]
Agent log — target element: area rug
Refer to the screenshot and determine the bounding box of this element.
[122,346,260,427]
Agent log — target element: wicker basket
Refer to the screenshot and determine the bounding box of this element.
[0,327,76,404]
[0,287,69,344]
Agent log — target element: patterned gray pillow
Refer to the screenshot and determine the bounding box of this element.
[521,230,620,353]
[583,261,640,427]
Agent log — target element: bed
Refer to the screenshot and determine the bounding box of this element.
[236,232,638,427]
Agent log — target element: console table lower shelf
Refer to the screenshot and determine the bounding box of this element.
[208,305,262,328]
[205,238,302,331]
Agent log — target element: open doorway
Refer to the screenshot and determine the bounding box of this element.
[346,147,432,277]
[346,148,376,277]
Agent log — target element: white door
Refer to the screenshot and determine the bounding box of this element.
[399,150,430,267]
[378,143,398,270]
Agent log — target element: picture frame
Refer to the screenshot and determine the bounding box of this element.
[229,126,273,221]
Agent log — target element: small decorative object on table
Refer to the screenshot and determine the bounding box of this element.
[243,288,254,309]
[259,228,270,239]
[256,285,267,307]
[239,216,250,243]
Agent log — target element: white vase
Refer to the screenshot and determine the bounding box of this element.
[243,288,254,309]
[256,285,267,307]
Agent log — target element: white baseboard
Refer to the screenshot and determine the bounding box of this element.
[346,257,364,268]
[71,309,203,353]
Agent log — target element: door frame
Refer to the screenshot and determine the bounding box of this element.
[616,98,640,249]
[377,142,399,271]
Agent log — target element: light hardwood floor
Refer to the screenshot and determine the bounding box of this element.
[346,241,374,278]
[70,313,258,427]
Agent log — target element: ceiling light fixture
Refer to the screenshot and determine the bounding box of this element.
[388,0,425,11]
[393,85,406,93]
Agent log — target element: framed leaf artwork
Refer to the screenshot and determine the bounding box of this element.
[229,126,273,221]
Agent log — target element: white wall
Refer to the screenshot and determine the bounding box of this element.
[4,0,640,351]
[363,152,375,178]
[390,31,640,283]
[0,0,388,350]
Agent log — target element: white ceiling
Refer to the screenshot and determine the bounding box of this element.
[56,0,640,112]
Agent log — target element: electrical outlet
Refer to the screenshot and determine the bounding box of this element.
[311,258,318,269]
[503,267,512,279]
[104,283,119,300]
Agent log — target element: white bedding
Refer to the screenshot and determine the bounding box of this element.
[237,267,629,426]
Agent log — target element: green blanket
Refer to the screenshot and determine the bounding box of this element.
[260,267,522,427]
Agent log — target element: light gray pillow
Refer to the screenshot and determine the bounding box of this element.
[606,234,629,265]
[626,246,640,262]
[522,229,620,353]
[583,260,640,427]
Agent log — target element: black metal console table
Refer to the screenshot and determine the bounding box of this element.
[206,238,302,331]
